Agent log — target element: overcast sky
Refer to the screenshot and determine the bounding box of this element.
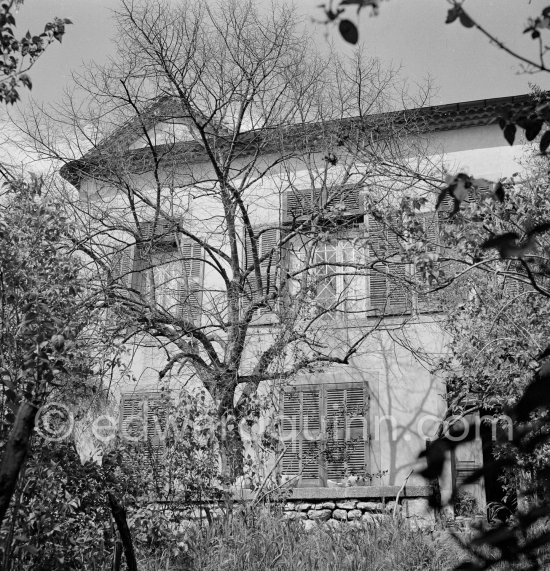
[11,0,550,109]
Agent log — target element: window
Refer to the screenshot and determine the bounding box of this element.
[287,226,410,318]
[243,227,280,312]
[280,382,369,487]
[112,221,203,323]
[306,236,367,316]
[120,390,169,461]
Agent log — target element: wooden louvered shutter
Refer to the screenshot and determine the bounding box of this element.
[120,391,168,469]
[454,460,479,488]
[345,385,369,476]
[416,213,439,310]
[120,394,145,440]
[285,188,322,219]
[325,384,368,481]
[140,219,177,241]
[281,390,301,477]
[386,215,410,313]
[120,391,165,445]
[180,241,203,323]
[370,263,388,312]
[286,188,308,219]
[325,186,361,213]
[325,386,347,480]
[341,187,360,212]
[112,245,136,289]
[367,214,410,314]
[146,394,167,448]
[367,215,388,312]
[301,390,321,480]
[387,263,410,312]
[281,387,321,483]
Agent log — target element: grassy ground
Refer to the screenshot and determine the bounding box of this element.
[139,512,463,570]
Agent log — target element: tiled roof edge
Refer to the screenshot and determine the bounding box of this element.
[60,93,538,187]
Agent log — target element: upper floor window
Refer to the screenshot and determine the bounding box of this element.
[243,190,440,318]
[298,236,368,316]
[112,221,203,323]
[243,227,280,311]
[287,225,413,318]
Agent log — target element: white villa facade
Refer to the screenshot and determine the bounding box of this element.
[62,94,534,520]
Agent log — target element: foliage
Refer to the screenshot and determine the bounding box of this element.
[413,166,550,568]
[0,440,115,570]
[161,510,460,571]
[0,176,101,430]
[0,176,122,564]
[1,416,221,569]
[455,491,479,518]
[108,389,227,558]
[121,389,224,501]
[0,0,71,103]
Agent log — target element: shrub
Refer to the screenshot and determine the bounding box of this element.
[0,440,115,570]
[454,490,478,517]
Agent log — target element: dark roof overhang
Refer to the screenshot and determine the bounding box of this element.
[59,93,537,189]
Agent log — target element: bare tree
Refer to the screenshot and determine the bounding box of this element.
[18,0,435,480]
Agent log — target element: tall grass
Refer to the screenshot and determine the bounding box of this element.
[140,510,460,570]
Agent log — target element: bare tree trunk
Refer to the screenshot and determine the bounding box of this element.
[107,492,138,571]
[111,541,122,571]
[1,456,28,571]
[219,424,245,482]
[0,402,37,528]
[218,392,245,482]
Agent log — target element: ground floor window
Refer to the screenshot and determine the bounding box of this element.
[281,382,369,487]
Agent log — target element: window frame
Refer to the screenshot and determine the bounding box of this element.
[119,390,170,451]
[280,381,370,488]
[113,222,204,323]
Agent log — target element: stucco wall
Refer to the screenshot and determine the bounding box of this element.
[77,117,531,506]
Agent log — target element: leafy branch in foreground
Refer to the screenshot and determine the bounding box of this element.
[421,209,550,568]
[0,0,72,103]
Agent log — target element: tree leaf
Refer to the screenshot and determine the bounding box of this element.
[525,119,543,141]
[540,130,550,154]
[339,19,358,44]
[503,123,516,145]
[445,7,460,24]
[19,74,32,90]
[459,11,475,28]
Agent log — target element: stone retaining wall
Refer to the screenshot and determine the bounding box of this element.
[283,497,435,527]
